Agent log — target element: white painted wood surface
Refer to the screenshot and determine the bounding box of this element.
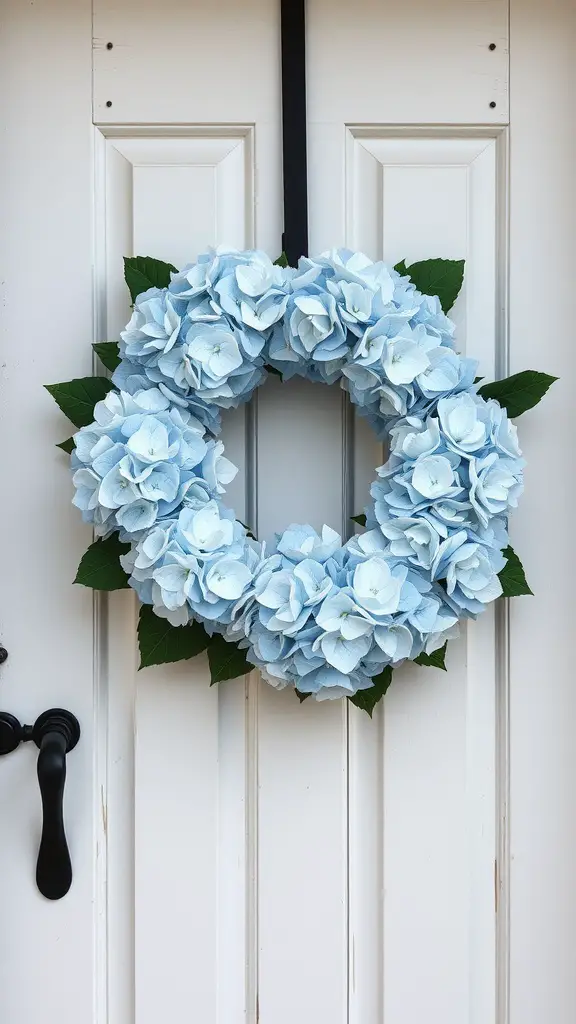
[508,2,576,1021]
[0,3,97,1023]
[0,2,575,1023]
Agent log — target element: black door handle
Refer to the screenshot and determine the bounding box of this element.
[0,708,80,900]
[33,710,81,899]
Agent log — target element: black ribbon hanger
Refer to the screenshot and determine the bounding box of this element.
[280,0,309,266]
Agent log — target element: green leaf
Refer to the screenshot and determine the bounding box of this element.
[393,258,408,275]
[93,341,121,372]
[123,256,178,303]
[137,605,210,669]
[208,633,253,684]
[350,513,366,527]
[56,437,75,454]
[348,666,393,717]
[477,370,557,418]
[45,377,115,428]
[265,363,283,378]
[414,641,448,671]
[498,545,533,597]
[405,258,465,313]
[295,689,311,703]
[274,251,289,268]
[74,535,130,590]
[238,520,257,541]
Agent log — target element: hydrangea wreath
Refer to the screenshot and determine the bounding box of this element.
[46,249,555,714]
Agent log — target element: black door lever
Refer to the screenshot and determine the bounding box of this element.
[0,708,80,900]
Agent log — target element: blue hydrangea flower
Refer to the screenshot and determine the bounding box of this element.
[371,392,524,534]
[71,388,236,538]
[343,321,477,435]
[378,517,441,570]
[112,357,222,435]
[120,287,182,362]
[123,500,263,628]
[113,248,293,414]
[222,523,461,700]
[276,523,342,563]
[431,530,506,615]
[409,290,457,349]
[156,317,266,409]
[469,453,524,527]
[361,392,524,628]
[169,247,293,331]
[114,302,266,412]
[267,248,399,382]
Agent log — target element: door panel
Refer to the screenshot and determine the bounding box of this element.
[99,126,259,1021]
[508,2,576,1021]
[0,2,96,1022]
[1,1,576,1023]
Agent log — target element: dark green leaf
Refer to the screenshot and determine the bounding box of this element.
[348,666,393,717]
[498,545,533,597]
[474,376,484,384]
[477,370,557,418]
[414,641,448,671]
[123,255,178,303]
[295,689,311,703]
[393,259,408,275]
[265,363,283,378]
[405,258,465,313]
[238,520,257,541]
[350,513,366,527]
[274,251,289,268]
[93,341,121,372]
[44,377,115,428]
[137,605,210,669]
[74,535,130,590]
[56,437,75,454]
[208,633,253,684]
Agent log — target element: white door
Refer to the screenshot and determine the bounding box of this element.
[1,1,574,1021]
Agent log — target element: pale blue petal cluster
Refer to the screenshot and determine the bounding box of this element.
[69,248,527,700]
[265,250,471,421]
[342,315,477,436]
[369,392,524,617]
[112,356,222,436]
[224,524,459,699]
[113,248,294,414]
[122,500,262,628]
[71,388,237,539]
